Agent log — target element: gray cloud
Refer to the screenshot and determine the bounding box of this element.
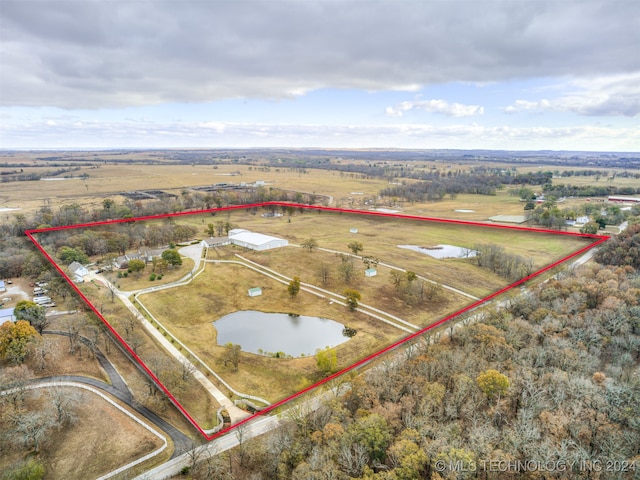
[1,0,638,108]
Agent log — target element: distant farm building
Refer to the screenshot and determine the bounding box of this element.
[0,280,5,293]
[201,237,231,248]
[489,215,528,224]
[365,268,377,277]
[608,196,640,204]
[228,229,288,251]
[248,287,263,297]
[350,228,358,234]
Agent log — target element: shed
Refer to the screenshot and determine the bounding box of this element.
[0,280,5,293]
[365,268,377,277]
[0,307,16,326]
[248,287,263,297]
[228,229,288,251]
[350,228,358,234]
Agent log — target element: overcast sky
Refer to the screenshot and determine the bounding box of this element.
[1,0,639,151]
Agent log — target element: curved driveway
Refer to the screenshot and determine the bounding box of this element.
[41,331,194,456]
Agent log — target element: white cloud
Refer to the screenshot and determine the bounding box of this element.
[504,73,640,117]
[386,100,484,117]
[2,118,637,152]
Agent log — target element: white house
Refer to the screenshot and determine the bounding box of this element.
[365,268,377,277]
[68,261,89,283]
[228,229,288,251]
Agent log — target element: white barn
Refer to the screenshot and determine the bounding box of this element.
[228,229,288,251]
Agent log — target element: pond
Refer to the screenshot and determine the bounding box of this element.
[214,311,349,357]
[398,244,478,259]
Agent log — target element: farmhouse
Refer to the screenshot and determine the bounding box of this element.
[201,237,230,248]
[68,261,89,283]
[113,248,167,268]
[228,229,288,251]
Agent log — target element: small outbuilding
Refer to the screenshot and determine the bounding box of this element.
[365,268,377,277]
[248,287,263,297]
[0,280,5,293]
[350,228,358,234]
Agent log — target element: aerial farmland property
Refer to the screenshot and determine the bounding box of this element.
[26,202,603,440]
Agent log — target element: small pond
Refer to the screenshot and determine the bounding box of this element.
[214,311,349,357]
[398,244,478,259]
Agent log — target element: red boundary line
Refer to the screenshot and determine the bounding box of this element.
[25,202,609,440]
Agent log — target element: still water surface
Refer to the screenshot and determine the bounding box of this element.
[214,311,348,357]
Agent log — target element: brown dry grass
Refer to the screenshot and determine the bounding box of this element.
[139,262,404,401]
[77,280,221,429]
[78,205,590,405]
[0,389,166,480]
[190,208,590,297]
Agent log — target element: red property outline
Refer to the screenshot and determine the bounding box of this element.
[25,202,610,440]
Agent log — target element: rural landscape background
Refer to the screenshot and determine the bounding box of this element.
[1,0,639,478]
[0,148,639,479]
